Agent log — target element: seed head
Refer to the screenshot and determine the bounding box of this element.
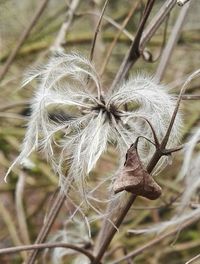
[6,52,182,208]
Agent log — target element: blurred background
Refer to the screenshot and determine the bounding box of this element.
[0,0,200,263]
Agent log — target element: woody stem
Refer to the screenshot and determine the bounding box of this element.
[92,147,163,264]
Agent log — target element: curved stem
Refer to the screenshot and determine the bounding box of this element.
[0,243,94,262]
[161,69,200,149]
[135,135,156,148]
[120,113,160,147]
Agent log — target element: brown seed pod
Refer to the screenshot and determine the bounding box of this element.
[113,143,162,200]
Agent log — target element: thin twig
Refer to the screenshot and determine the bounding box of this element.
[110,0,155,90]
[0,0,50,82]
[140,0,177,50]
[26,190,66,264]
[185,253,200,264]
[131,0,156,57]
[76,11,134,41]
[16,172,31,245]
[160,69,200,150]
[155,1,191,81]
[182,95,200,100]
[90,0,110,62]
[51,0,80,52]
[111,216,200,264]
[100,1,140,76]
[111,0,177,90]
[0,200,26,260]
[142,12,170,63]
[0,242,95,262]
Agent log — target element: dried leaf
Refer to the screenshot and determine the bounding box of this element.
[113,144,162,200]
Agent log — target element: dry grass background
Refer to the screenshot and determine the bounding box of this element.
[0,0,200,263]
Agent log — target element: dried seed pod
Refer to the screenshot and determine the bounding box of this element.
[113,144,162,200]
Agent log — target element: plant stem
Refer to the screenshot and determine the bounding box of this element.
[186,253,200,264]
[155,1,191,81]
[90,0,110,62]
[26,191,65,264]
[51,0,80,51]
[92,148,163,264]
[111,215,200,264]
[0,242,95,262]
[182,95,200,100]
[92,2,181,263]
[92,195,137,264]
[110,0,156,90]
[111,0,177,90]
[100,0,140,77]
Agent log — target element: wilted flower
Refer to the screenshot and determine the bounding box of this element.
[6,52,181,207]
